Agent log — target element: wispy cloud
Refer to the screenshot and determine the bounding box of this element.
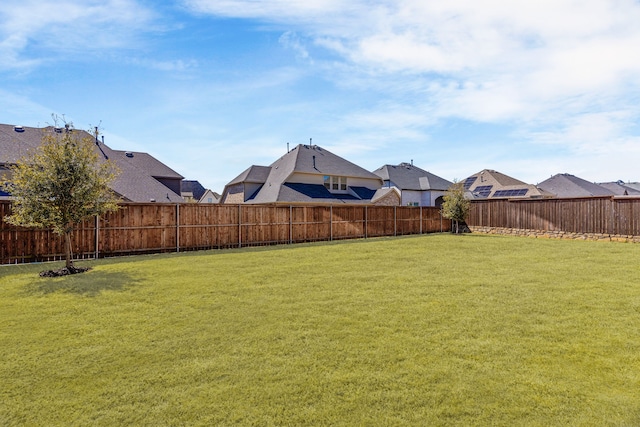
[0,0,157,70]
[181,0,640,160]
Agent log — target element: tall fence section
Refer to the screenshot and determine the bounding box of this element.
[0,202,450,264]
[467,196,640,239]
[4,197,640,265]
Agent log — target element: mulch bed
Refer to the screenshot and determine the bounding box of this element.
[39,266,91,277]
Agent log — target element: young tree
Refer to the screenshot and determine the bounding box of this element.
[2,126,120,271]
[441,180,471,234]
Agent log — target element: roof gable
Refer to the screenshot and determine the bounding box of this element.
[247,144,382,203]
[282,144,380,179]
[464,169,549,199]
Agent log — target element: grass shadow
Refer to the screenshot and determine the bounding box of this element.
[25,270,140,297]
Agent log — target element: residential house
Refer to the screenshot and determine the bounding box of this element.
[464,169,551,199]
[0,124,185,203]
[372,162,452,207]
[111,149,184,198]
[199,189,221,204]
[537,174,614,198]
[597,181,640,196]
[181,180,207,203]
[221,144,392,205]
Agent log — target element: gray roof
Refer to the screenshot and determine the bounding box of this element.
[373,163,452,191]
[598,181,640,196]
[623,182,640,192]
[227,144,383,204]
[464,169,551,199]
[538,174,614,198]
[0,124,184,203]
[112,150,183,179]
[227,165,272,186]
[181,180,207,200]
[468,169,528,187]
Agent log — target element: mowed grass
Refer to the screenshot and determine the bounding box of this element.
[1,234,640,426]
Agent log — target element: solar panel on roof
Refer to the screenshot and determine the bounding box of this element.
[493,189,529,197]
[473,185,493,198]
[464,176,477,190]
[284,183,334,198]
[246,184,264,201]
[350,186,376,199]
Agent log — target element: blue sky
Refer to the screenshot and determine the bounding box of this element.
[2,0,640,192]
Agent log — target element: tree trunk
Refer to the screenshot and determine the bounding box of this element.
[64,231,74,269]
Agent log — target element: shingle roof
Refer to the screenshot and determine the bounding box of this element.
[538,174,614,198]
[373,163,452,191]
[598,181,640,196]
[112,150,183,179]
[0,124,184,203]
[227,165,272,186]
[181,180,207,200]
[464,169,550,199]
[246,144,382,204]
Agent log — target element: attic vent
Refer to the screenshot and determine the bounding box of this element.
[14,126,24,132]
[54,127,63,133]
[125,152,134,158]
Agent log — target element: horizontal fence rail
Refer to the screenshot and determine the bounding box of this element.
[0,202,450,265]
[467,196,640,237]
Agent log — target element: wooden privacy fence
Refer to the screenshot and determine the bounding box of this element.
[467,196,640,236]
[0,202,450,264]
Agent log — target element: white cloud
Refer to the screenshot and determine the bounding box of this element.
[181,0,640,158]
[0,0,157,70]
[279,32,311,61]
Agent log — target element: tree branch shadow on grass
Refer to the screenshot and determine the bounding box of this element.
[24,271,140,297]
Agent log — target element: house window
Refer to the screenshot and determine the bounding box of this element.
[324,175,347,192]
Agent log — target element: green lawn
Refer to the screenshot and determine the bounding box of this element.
[1,234,639,426]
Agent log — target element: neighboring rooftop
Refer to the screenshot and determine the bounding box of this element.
[464,169,551,199]
[222,144,383,204]
[0,124,184,203]
[598,181,640,196]
[373,163,453,191]
[112,150,183,180]
[181,180,207,201]
[538,174,614,198]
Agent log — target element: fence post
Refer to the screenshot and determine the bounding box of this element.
[365,206,368,239]
[238,204,242,248]
[420,206,423,234]
[95,215,99,260]
[176,204,180,253]
[610,197,616,236]
[289,205,293,244]
[330,205,333,241]
[394,206,397,236]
